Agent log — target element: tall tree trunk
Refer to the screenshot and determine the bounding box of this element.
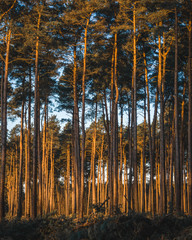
[158,22,166,215]
[143,51,153,215]
[142,82,146,213]
[180,82,186,212]
[119,106,123,209]
[86,157,92,215]
[32,12,41,219]
[65,144,70,216]
[80,18,89,218]
[73,44,79,216]
[174,8,181,214]
[50,135,54,212]
[27,66,31,218]
[38,74,42,216]
[123,145,128,212]
[17,78,25,219]
[25,108,28,218]
[113,32,119,210]
[71,117,76,215]
[188,11,192,215]
[92,101,97,206]
[133,4,138,212]
[128,96,132,211]
[42,102,47,214]
[0,29,11,221]
[109,48,114,214]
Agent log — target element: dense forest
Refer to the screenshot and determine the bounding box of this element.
[0,0,191,223]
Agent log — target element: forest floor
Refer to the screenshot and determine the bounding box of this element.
[1,212,192,240]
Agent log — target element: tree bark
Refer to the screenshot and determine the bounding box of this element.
[113,32,119,210]
[174,8,181,214]
[133,4,138,212]
[17,77,25,219]
[158,22,166,215]
[188,11,192,215]
[143,51,153,215]
[0,29,11,221]
[80,18,89,218]
[32,12,41,219]
[27,66,32,218]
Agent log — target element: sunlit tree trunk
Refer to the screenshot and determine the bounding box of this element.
[113,32,119,210]
[133,4,138,212]
[17,78,25,219]
[25,109,28,218]
[80,18,89,218]
[180,82,186,212]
